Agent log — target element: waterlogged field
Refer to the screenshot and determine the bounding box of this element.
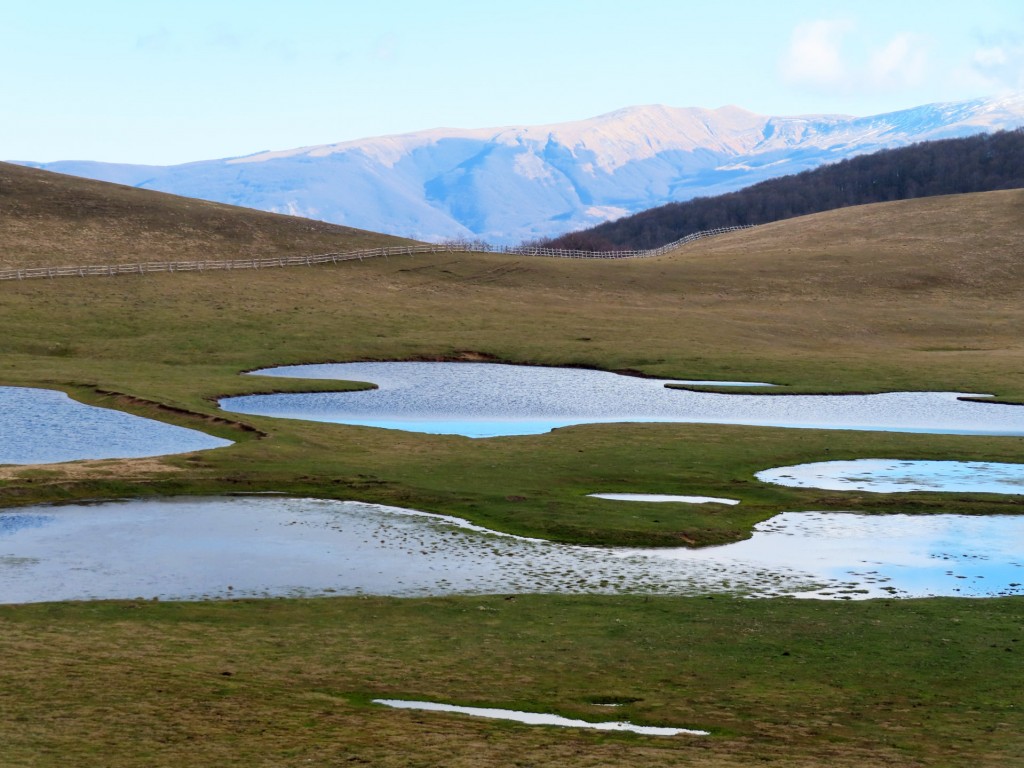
[5,496,1021,603]
[3,190,1024,766]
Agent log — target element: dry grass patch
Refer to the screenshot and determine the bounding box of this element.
[0,457,183,484]
[678,190,1024,298]
[0,162,415,269]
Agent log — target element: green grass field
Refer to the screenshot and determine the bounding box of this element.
[1,165,1023,765]
[2,596,1022,767]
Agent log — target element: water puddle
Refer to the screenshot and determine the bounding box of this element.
[0,496,1020,603]
[757,459,1024,494]
[372,699,706,736]
[219,362,1024,437]
[0,386,232,464]
[589,494,739,505]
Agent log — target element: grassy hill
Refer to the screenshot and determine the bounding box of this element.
[0,161,414,269]
[1,174,1023,766]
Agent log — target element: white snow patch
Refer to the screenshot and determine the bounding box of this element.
[584,205,630,221]
[513,151,553,181]
[227,126,506,168]
[589,494,740,505]
[715,158,792,172]
[372,699,707,736]
[270,200,316,219]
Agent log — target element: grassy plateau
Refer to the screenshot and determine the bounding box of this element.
[0,163,1022,766]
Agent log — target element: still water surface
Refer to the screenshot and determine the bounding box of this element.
[220,362,1024,437]
[1,496,1020,603]
[0,386,232,464]
[757,459,1024,494]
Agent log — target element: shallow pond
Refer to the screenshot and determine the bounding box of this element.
[757,459,1024,494]
[219,362,1024,437]
[0,386,232,464]
[1,496,1020,603]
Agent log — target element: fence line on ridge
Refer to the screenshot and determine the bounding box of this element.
[0,225,754,282]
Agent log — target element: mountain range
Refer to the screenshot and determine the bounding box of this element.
[19,93,1024,244]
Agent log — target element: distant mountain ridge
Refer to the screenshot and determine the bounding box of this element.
[542,128,1024,250]
[19,93,1024,244]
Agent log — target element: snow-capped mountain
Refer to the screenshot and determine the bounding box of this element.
[21,94,1024,244]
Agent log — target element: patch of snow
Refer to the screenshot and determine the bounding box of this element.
[589,494,740,505]
[372,699,707,736]
[584,205,630,221]
[513,150,553,181]
[715,158,792,172]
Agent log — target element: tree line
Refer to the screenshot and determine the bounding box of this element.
[537,129,1024,250]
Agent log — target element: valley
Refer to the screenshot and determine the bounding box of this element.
[0,164,1022,766]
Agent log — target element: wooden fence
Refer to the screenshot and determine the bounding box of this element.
[0,225,753,282]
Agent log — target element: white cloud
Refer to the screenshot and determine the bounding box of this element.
[974,46,1008,68]
[781,19,935,97]
[967,34,1024,92]
[780,19,854,88]
[869,33,928,88]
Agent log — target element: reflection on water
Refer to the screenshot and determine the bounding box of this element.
[219,362,1024,437]
[757,459,1024,494]
[0,386,232,464]
[0,496,1020,603]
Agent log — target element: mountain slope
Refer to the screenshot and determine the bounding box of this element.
[0,162,413,269]
[544,128,1024,249]
[18,94,1024,244]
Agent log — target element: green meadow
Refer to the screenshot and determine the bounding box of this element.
[1,164,1023,765]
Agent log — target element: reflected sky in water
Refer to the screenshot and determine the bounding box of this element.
[220,362,1024,437]
[1,386,232,464]
[0,496,1020,603]
[757,459,1024,494]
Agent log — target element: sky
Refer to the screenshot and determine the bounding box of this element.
[4,0,1024,165]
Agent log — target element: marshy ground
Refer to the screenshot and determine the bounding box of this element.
[1,165,1023,765]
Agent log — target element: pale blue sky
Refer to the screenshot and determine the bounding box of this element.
[4,0,1023,164]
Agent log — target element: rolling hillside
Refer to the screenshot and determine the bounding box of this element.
[0,161,414,270]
